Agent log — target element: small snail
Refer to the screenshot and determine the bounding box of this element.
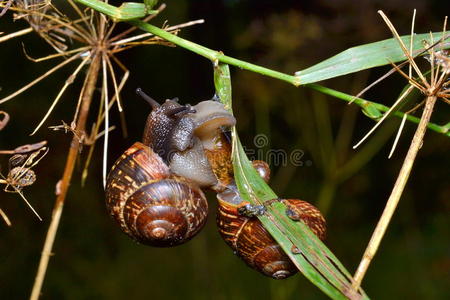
[216,185,326,279]
[105,90,235,247]
[210,146,326,279]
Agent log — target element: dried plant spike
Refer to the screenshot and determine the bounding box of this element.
[0,27,33,43]
[353,96,438,290]
[0,171,42,221]
[1,0,14,17]
[353,14,450,291]
[30,54,92,135]
[378,10,430,89]
[101,57,130,125]
[30,53,102,300]
[350,66,400,104]
[110,19,204,48]
[0,111,10,130]
[105,55,123,112]
[409,10,416,79]
[1,146,48,189]
[22,44,90,63]
[16,187,43,221]
[101,54,110,188]
[388,113,408,159]
[0,208,12,226]
[353,84,414,149]
[350,27,449,105]
[71,62,92,125]
[0,52,83,105]
[67,0,96,36]
[388,60,425,91]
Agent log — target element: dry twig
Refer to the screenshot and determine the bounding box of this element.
[352,11,450,290]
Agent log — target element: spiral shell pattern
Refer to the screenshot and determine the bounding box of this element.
[106,142,208,247]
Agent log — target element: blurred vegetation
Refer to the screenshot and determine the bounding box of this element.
[0,0,449,299]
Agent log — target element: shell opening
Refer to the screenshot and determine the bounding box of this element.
[217,185,242,205]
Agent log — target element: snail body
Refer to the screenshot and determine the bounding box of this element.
[139,89,235,189]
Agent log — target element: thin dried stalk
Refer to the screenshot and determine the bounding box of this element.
[0,27,33,42]
[0,52,83,104]
[0,111,10,130]
[101,53,109,188]
[352,11,449,290]
[30,52,101,300]
[388,112,408,159]
[31,54,92,135]
[352,95,437,290]
[0,208,12,226]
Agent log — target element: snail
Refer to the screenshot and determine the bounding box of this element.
[105,88,326,279]
[205,132,327,279]
[216,173,326,279]
[140,93,328,278]
[105,89,235,247]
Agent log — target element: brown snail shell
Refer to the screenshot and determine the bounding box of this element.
[251,160,271,183]
[106,142,208,247]
[197,116,328,279]
[217,190,326,279]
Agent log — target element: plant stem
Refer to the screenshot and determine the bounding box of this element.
[29,52,101,300]
[307,84,448,137]
[352,95,437,290]
[128,20,299,85]
[75,1,449,137]
[128,20,448,137]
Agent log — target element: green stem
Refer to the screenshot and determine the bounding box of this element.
[128,22,448,137]
[129,20,298,85]
[307,84,449,136]
[130,20,448,136]
[75,0,449,137]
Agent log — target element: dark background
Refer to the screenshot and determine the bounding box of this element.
[0,0,449,299]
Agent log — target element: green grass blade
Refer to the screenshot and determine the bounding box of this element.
[232,139,368,300]
[214,63,369,300]
[296,32,450,84]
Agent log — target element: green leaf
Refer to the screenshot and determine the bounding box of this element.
[214,63,369,300]
[213,63,233,111]
[144,0,158,11]
[75,0,157,21]
[296,32,450,84]
[362,104,383,120]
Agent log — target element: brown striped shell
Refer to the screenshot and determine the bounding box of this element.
[106,142,208,247]
[216,188,326,279]
[251,160,271,183]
